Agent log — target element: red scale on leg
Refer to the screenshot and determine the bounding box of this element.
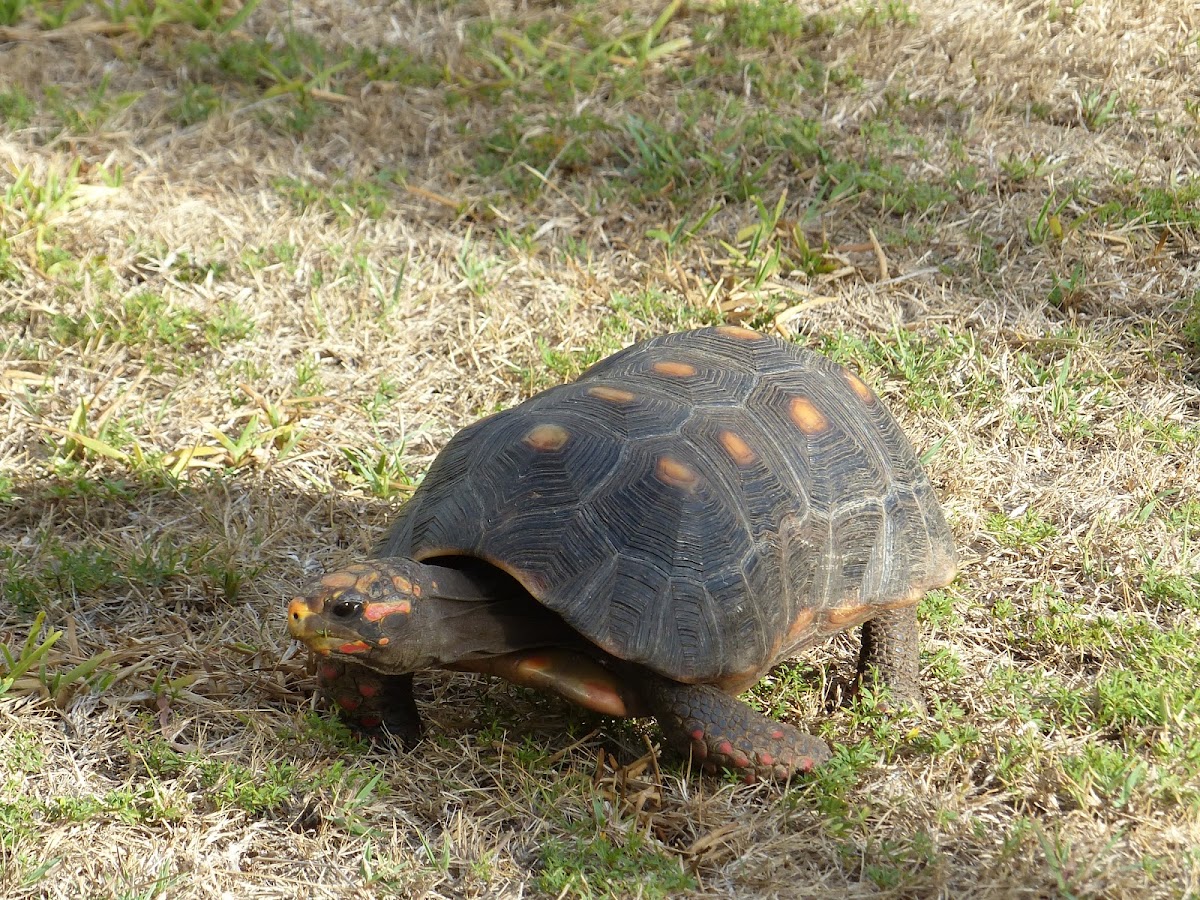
[642,677,832,781]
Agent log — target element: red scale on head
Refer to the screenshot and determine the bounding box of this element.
[363,600,412,622]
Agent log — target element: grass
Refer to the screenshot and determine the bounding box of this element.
[1,0,1198,897]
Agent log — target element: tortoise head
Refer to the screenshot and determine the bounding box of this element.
[288,559,439,674]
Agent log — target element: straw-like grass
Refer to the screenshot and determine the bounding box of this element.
[2,0,1198,896]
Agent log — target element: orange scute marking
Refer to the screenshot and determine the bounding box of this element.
[843,370,876,404]
[719,430,756,465]
[363,600,412,622]
[377,637,389,646]
[358,682,380,698]
[652,361,697,377]
[758,752,775,767]
[587,385,636,403]
[827,604,873,627]
[770,729,785,740]
[789,396,829,434]
[320,571,358,590]
[390,574,413,595]
[656,456,700,491]
[523,423,570,452]
[338,640,371,655]
[786,608,817,642]
[717,740,733,756]
[716,325,762,341]
[353,570,381,592]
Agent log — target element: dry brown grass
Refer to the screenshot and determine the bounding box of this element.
[2,0,1199,897]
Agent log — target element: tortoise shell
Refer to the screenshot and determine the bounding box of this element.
[377,326,955,692]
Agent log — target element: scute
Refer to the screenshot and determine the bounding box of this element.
[377,327,956,685]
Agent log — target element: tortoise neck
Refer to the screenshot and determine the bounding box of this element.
[405,559,501,603]
[387,557,585,666]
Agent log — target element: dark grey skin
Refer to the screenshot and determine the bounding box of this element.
[288,557,926,781]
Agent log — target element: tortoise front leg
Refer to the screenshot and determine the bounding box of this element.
[314,657,423,747]
[858,605,926,713]
[641,676,830,782]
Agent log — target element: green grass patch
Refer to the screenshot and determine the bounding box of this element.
[1095,177,1200,229]
[791,739,887,829]
[136,735,391,817]
[985,510,1059,550]
[1180,290,1200,351]
[467,48,831,207]
[1124,412,1200,454]
[475,112,613,198]
[0,730,45,776]
[2,159,80,232]
[45,787,187,826]
[273,172,403,224]
[1140,570,1200,612]
[918,589,960,629]
[537,821,695,899]
[40,289,251,367]
[818,326,1000,413]
[168,81,223,126]
[984,607,1200,809]
[0,523,259,618]
[820,154,956,216]
[612,108,825,207]
[1008,347,1114,441]
[715,0,807,49]
[0,87,35,128]
[44,75,140,135]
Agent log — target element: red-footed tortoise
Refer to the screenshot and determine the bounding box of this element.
[288,326,956,781]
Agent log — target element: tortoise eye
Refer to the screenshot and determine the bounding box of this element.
[330,598,363,619]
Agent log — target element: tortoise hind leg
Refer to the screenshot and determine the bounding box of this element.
[640,676,830,782]
[858,605,926,713]
[313,657,424,747]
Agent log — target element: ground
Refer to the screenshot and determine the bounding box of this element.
[1,0,1199,897]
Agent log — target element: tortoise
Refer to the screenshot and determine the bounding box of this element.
[287,326,956,781]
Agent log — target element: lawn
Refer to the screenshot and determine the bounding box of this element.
[1,0,1198,896]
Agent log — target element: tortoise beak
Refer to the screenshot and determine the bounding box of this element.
[288,595,357,655]
[288,596,318,639]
